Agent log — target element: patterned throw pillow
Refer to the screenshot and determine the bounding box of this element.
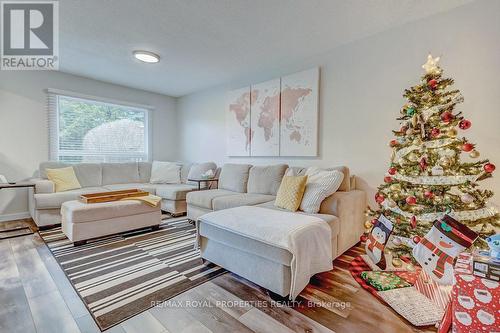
[274,176,308,211]
[46,167,82,192]
[300,167,344,213]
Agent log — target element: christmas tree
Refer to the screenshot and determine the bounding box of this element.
[367,54,499,259]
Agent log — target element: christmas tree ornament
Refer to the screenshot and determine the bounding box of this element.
[446,128,457,137]
[460,193,474,204]
[388,167,397,175]
[439,156,451,167]
[419,157,428,171]
[422,54,442,75]
[459,119,472,130]
[365,220,374,229]
[406,196,417,205]
[424,190,434,199]
[484,163,496,173]
[406,107,416,117]
[469,150,480,158]
[389,139,398,147]
[375,193,385,204]
[412,215,477,285]
[360,234,368,242]
[392,258,403,267]
[440,111,454,123]
[384,176,393,183]
[428,79,438,89]
[430,128,440,138]
[365,215,393,266]
[371,218,378,225]
[413,236,422,244]
[431,165,444,176]
[390,183,402,191]
[410,216,417,229]
[408,152,419,162]
[461,143,474,152]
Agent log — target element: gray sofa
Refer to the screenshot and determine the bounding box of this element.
[187,163,366,296]
[29,161,216,227]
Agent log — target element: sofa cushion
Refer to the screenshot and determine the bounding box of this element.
[218,164,251,193]
[186,189,238,210]
[212,193,275,211]
[150,161,181,184]
[247,164,288,195]
[155,183,198,201]
[300,167,344,214]
[46,167,82,192]
[73,163,102,187]
[39,161,69,179]
[102,162,140,185]
[274,176,307,211]
[256,201,340,237]
[34,187,109,209]
[286,166,351,192]
[199,222,293,265]
[138,162,152,183]
[103,183,157,195]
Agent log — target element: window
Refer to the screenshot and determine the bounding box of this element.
[48,91,150,163]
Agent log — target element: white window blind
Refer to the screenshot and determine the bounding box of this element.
[47,90,151,163]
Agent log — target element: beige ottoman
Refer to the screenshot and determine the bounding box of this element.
[61,200,161,246]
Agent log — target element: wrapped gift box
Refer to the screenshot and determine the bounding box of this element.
[450,253,499,332]
[472,250,500,282]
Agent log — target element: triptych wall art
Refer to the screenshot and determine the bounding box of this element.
[225,67,319,157]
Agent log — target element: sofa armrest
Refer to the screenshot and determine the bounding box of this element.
[319,190,366,257]
[31,178,55,194]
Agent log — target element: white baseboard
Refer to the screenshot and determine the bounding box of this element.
[0,212,31,223]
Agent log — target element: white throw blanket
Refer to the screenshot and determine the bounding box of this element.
[199,206,333,299]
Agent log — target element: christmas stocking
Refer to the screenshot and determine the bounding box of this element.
[365,215,393,266]
[412,215,477,285]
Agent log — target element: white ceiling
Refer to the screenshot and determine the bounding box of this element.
[58,0,474,97]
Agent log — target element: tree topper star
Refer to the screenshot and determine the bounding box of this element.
[422,54,442,75]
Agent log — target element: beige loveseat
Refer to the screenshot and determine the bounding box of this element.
[187,163,366,260]
[29,161,216,227]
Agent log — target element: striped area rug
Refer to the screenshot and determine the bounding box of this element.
[39,218,226,331]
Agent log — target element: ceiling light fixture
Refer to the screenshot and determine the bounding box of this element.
[133,50,160,63]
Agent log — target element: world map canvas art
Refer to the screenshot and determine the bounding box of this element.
[226,68,319,157]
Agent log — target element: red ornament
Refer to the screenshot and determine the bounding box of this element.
[424,190,434,199]
[406,196,417,205]
[459,119,472,130]
[384,176,393,183]
[440,111,454,123]
[389,139,398,147]
[412,236,421,244]
[428,79,438,89]
[375,193,385,204]
[419,157,428,171]
[360,235,368,242]
[430,128,440,138]
[484,163,496,173]
[371,218,378,225]
[410,216,417,229]
[388,167,397,175]
[461,143,474,152]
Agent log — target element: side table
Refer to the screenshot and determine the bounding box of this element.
[188,178,219,191]
[0,182,35,237]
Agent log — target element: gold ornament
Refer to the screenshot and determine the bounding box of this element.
[447,128,457,137]
[439,156,451,167]
[422,54,442,75]
[469,150,480,158]
[364,221,373,229]
[365,227,372,234]
[392,258,403,267]
[408,152,419,162]
[390,183,402,191]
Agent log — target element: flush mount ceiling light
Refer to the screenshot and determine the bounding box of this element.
[133,50,160,63]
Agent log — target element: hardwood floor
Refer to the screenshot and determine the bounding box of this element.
[0,218,437,333]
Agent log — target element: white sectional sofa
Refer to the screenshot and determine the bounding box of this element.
[29,161,216,227]
[187,163,366,297]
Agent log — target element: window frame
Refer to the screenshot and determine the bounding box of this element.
[47,88,153,163]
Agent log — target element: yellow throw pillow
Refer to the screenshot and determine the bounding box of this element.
[46,167,82,192]
[274,175,308,211]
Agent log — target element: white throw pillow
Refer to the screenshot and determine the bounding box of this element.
[150,161,181,184]
[300,167,344,214]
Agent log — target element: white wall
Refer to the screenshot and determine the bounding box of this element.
[176,0,500,207]
[0,70,177,219]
